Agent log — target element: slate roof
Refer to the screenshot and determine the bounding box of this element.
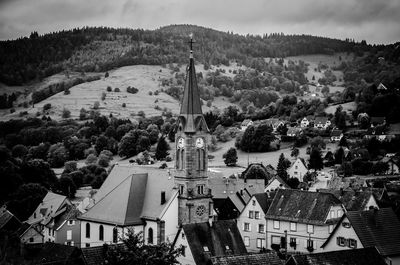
[80,165,177,225]
[253,192,277,214]
[346,208,400,257]
[81,244,126,265]
[209,177,265,200]
[26,242,84,265]
[210,252,282,265]
[182,220,247,265]
[265,189,342,225]
[286,247,386,265]
[0,207,21,230]
[319,189,373,211]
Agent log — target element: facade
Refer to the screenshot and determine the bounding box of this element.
[18,223,44,244]
[287,158,308,181]
[301,117,310,128]
[265,189,343,254]
[330,129,343,142]
[55,209,82,247]
[237,192,275,252]
[321,208,400,265]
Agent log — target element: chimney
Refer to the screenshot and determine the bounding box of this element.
[161,191,166,205]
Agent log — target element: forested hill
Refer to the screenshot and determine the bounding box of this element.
[0,24,396,86]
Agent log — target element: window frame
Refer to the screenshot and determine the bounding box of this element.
[244,236,250,247]
[273,220,280,230]
[67,230,72,240]
[243,222,250,232]
[258,224,265,233]
[255,211,260,219]
[99,225,104,241]
[290,222,297,231]
[248,210,254,219]
[256,238,265,249]
[307,224,314,234]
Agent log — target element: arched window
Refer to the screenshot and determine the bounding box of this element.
[113,227,118,243]
[99,225,104,241]
[85,223,90,238]
[178,149,185,170]
[197,149,205,170]
[148,228,153,244]
[176,149,180,169]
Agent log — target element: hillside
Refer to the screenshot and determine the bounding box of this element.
[0,24,367,86]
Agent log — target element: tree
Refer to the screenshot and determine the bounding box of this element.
[86,154,98,165]
[20,159,58,188]
[310,136,326,151]
[286,177,300,189]
[11,144,28,158]
[334,147,345,164]
[223,147,238,166]
[277,153,290,181]
[47,143,69,168]
[62,108,71,118]
[339,136,348,147]
[290,147,299,158]
[58,176,77,198]
[155,136,169,160]
[104,229,183,265]
[308,148,323,171]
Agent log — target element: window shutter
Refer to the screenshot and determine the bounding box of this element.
[304,240,307,248]
[336,237,340,246]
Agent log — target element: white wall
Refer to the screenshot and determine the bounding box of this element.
[237,197,266,252]
[288,159,308,181]
[265,179,286,192]
[322,216,363,252]
[175,229,196,265]
[161,191,179,243]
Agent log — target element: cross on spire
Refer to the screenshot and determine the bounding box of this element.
[188,33,195,58]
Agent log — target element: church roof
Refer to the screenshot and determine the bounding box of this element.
[180,56,202,116]
[80,165,177,226]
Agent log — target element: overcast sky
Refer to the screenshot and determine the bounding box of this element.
[0,0,399,44]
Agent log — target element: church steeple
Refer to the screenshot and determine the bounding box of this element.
[178,35,209,133]
[175,34,212,225]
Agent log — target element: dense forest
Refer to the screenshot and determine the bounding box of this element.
[0,24,375,86]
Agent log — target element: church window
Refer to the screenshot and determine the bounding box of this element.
[99,225,104,241]
[113,227,118,243]
[197,185,205,195]
[148,228,153,244]
[179,185,184,195]
[177,150,185,170]
[197,149,205,170]
[85,223,90,238]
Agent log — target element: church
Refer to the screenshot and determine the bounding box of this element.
[78,36,247,264]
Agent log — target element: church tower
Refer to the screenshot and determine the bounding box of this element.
[175,35,213,225]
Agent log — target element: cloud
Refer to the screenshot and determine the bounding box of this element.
[0,0,399,44]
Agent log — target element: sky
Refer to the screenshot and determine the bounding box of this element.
[0,0,399,44]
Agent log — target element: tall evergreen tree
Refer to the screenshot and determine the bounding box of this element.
[155,136,169,160]
[309,148,323,171]
[277,153,289,181]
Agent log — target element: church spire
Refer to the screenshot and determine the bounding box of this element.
[179,34,203,119]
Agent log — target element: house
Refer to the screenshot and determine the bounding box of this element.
[262,118,285,132]
[241,119,253,131]
[319,189,379,211]
[380,156,400,174]
[265,189,343,254]
[301,116,314,128]
[287,158,308,182]
[286,247,387,265]
[330,129,343,142]
[264,175,290,192]
[26,191,72,243]
[55,207,83,247]
[0,205,21,232]
[237,192,276,252]
[314,117,331,130]
[287,127,303,137]
[173,220,248,265]
[18,222,44,244]
[78,166,179,248]
[377,83,388,91]
[241,163,275,185]
[210,252,282,265]
[321,208,400,265]
[371,116,386,127]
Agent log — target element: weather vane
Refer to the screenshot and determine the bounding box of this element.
[188,33,195,51]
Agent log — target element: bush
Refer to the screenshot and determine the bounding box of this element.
[101,92,106,101]
[106,86,112,92]
[105,72,109,78]
[62,108,71,118]
[122,103,126,108]
[148,91,153,96]
[93,101,100,109]
[114,87,120,92]
[127,86,139,94]
[43,103,52,111]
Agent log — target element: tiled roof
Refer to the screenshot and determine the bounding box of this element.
[80,165,177,225]
[287,247,386,265]
[266,189,342,225]
[253,192,276,214]
[0,208,16,229]
[183,220,247,265]
[241,163,274,182]
[27,242,83,264]
[314,117,328,124]
[81,244,126,265]
[210,252,282,265]
[347,208,400,257]
[266,175,290,189]
[209,177,265,200]
[213,198,241,220]
[319,189,373,211]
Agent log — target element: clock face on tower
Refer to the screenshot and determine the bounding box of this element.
[177,137,185,149]
[196,205,206,216]
[195,138,204,148]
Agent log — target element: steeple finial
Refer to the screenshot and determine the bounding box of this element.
[188,33,195,59]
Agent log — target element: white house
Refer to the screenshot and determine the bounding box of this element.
[265,189,344,254]
[330,129,343,142]
[241,119,253,131]
[78,165,179,248]
[300,117,311,128]
[287,158,308,182]
[321,208,400,265]
[237,192,276,252]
